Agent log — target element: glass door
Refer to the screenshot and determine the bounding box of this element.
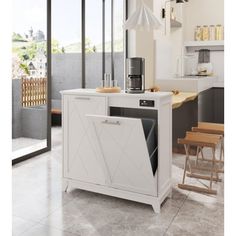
[12,0,51,163]
[51,0,82,150]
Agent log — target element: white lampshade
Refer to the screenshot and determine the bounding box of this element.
[123,1,162,30]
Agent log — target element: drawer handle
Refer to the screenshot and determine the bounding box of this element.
[74,97,91,100]
[102,120,120,126]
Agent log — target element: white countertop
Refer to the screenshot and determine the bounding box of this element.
[60,89,172,98]
[156,76,223,93]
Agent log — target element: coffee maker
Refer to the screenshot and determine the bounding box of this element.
[126,57,145,93]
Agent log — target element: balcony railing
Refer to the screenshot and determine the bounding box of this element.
[21,77,47,107]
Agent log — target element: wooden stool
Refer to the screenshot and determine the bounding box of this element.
[178,132,222,195]
[192,122,224,163]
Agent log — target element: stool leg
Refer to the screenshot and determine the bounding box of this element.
[210,147,216,189]
[220,136,224,162]
[182,144,189,184]
[200,147,204,160]
[196,146,200,165]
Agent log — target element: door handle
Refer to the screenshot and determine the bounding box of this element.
[102,120,120,125]
[74,97,91,100]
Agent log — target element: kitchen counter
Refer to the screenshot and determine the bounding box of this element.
[156,76,223,93]
[61,88,172,213]
[61,89,198,110]
[172,92,198,109]
[61,88,172,98]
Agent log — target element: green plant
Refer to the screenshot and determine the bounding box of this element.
[19,63,30,75]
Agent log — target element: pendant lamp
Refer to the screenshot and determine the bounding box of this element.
[123,0,162,31]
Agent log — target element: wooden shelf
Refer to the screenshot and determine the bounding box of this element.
[170,19,182,28]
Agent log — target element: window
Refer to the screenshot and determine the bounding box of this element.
[52,0,126,96]
[85,0,103,88]
[52,0,82,100]
[85,0,126,89]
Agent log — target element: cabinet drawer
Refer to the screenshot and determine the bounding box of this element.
[65,95,106,104]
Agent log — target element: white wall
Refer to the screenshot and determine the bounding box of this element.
[170,1,184,77]
[183,0,224,41]
[183,0,224,82]
[154,0,185,80]
[154,0,172,80]
[128,0,175,86]
[127,0,224,85]
[127,0,155,89]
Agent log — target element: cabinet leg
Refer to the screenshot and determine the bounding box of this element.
[152,202,160,214]
[62,180,69,192]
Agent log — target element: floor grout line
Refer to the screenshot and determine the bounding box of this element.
[163,190,190,236]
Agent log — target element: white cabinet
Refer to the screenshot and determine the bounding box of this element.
[61,90,172,213]
[63,95,107,185]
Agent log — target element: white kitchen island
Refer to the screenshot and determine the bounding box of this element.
[61,89,172,213]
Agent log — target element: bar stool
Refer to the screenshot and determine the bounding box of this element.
[192,122,224,164]
[178,131,222,195]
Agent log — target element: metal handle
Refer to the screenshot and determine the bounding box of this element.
[102,120,120,126]
[74,97,91,100]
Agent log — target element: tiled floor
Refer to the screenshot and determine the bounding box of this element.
[12,127,224,236]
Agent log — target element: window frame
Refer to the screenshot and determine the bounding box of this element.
[81,0,128,88]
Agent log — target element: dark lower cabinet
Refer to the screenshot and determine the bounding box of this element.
[198,88,214,122]
[198,87,224,124]
[173,98,198,154]
[173,87,224,153]
[213,88,224,123]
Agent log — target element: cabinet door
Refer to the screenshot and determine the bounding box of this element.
[87,115,156,196]
[63,95,107,185]
[213,88,224,123]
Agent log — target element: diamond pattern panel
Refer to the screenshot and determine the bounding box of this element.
[65,96,106,185]
[89,116,156,196]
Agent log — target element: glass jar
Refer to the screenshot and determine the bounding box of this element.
[202,25,209,41]
[194,26,202,41]
[215,24,223,40]
[209,25,215,41]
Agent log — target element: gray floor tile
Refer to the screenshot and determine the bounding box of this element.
[39,189,179,236]
[165,198,224,236]
[19,223,80,236]
[12,216,38,236]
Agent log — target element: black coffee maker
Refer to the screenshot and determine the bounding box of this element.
[126,57,145,93]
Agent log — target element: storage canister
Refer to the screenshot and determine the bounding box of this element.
[209,25,215,40]
[194,26,202,41]
[202,25,209,41]
[215,24,223,40]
